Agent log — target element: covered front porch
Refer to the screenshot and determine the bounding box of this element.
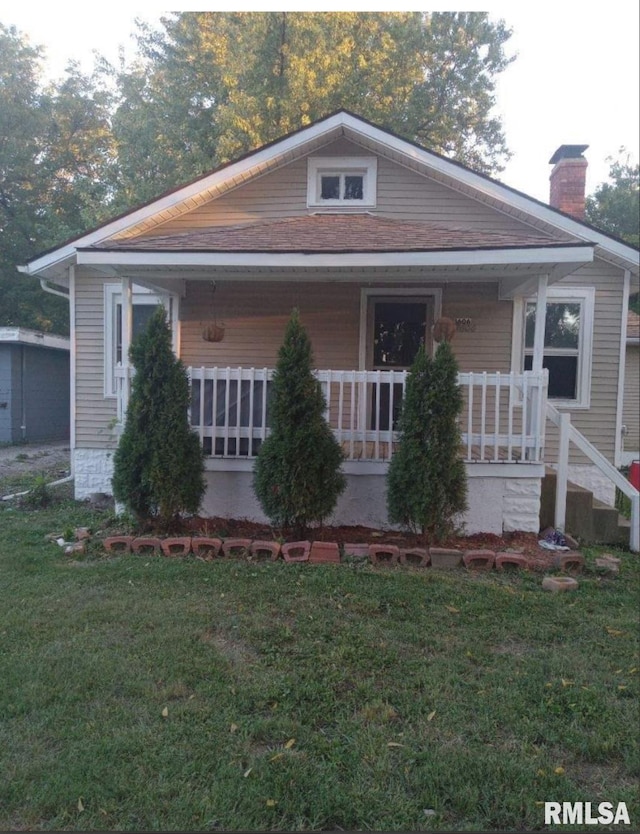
[101,243,592,534]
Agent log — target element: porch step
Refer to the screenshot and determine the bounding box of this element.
[541,470,630,547]
[592,499,631,546]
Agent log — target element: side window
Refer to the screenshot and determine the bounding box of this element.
[521,289,594,407]
[104,285,173,397]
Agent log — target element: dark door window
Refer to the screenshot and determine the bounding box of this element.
[370,300,429,430]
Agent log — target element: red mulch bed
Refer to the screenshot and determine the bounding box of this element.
[181,516,565,571]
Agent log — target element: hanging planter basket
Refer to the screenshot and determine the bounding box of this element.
[200,281,225,342]
[202,323,225,343]
[433,316,456,343]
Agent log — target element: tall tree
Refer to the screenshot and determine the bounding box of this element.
[0,24,114,333]
[253,309,346,537]
[109,12,513,208]
[585,150,640,248]
[387,342,467,545]
[112,306,205,528]
[586,151,640,313]
[0,23,61,331]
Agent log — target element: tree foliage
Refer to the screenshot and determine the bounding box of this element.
[2,12,514,331]
[112,306,205,528]
[253,309,346,536]
[387,342,467,544]
[0,23,114,333]
[585,150,639,248]
[108,12,513,207]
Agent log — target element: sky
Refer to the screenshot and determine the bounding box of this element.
[1,1,638,203]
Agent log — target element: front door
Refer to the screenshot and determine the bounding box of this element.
[367,298,434,430]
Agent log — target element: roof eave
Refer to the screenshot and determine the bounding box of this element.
[76,243,595,272]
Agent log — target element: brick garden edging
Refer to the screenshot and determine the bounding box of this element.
[99,535,561,574]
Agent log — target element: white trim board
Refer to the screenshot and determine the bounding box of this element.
[76,245,595,271]
[511,286,595,410]
[615,270,631,467]
[103,283,179,398]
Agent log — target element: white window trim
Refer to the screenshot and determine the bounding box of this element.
[307,156,377,208]
[104,283,178,398]
[511,286,594,409]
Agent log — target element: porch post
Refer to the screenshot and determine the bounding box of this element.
[527,274,548,460]
[531,274,548,372]
[555,411,570,531]
[121,277,133,416]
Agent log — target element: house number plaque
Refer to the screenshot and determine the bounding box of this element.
[455,317,475,332]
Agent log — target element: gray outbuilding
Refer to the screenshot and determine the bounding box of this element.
[0,328,70,444]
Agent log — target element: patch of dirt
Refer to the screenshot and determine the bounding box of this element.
[180,515,563,571]
[0,441,70,492]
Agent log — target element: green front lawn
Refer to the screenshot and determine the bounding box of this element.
[0,498,638,831]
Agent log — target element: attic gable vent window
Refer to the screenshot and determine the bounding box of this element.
[307,156,377,208]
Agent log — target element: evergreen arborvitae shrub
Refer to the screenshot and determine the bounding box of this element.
[253,309,346,537]
[112,306,205,528]
[387,340,467,544]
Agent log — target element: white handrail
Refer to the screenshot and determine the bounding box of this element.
[547,402,639,552]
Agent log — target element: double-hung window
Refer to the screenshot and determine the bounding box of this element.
[104,284,176,397]
[519,287,594,407]
[307,156,377,207]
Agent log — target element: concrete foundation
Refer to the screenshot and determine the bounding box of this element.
[74,447,543,534]
[74,448,115,498]
[200,464,542,534]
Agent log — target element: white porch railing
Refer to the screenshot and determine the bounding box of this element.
[547,403,639,552]
[183,366,548,465]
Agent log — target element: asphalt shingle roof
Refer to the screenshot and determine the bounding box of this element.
[93,214,569,254]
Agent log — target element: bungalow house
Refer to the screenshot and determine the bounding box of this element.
[18,111,639,548]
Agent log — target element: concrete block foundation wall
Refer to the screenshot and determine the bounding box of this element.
[199,468,542,535]
[74,448,115,498]
[74,448,542,534]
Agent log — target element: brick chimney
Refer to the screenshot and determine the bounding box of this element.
[549,144,589,219]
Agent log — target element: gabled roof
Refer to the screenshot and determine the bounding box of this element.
[21,109,640,280]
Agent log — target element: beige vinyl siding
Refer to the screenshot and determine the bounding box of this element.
[180,279,515,457]
[541,260,625,464]
[75,269,117,449]
[74,270,515,448]
[181,281,361,370]
[623,345,639,454]
[133,138,538,237]
[442,283,512,372]
[179,279,513,374]
[74,260,628,469]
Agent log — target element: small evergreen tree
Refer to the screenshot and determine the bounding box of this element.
[112,306,205,528]
[253,309,346,537]
[387,341,467,544]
